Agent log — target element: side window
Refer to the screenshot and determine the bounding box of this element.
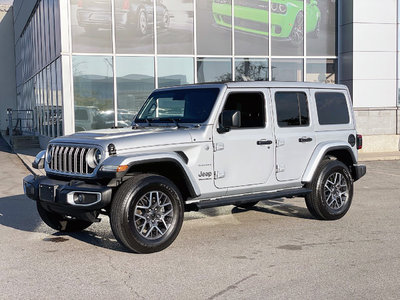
[223,92,265,128]
[275,92,309,127]
[315,92,350,125]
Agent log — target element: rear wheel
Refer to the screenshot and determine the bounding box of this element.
[110,174,184,253]
[37,202,93,232]
[305,159,353,220]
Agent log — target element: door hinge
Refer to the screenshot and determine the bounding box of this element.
[214,170,225,179]
[276,138,285,147]
[276,164,285,173]
[213,142,224,152]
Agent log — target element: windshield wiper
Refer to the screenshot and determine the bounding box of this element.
[167,118,189,129]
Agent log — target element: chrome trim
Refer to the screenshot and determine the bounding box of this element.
[66,191,102,207]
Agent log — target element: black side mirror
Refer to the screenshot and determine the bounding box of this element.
[218,110,241,133]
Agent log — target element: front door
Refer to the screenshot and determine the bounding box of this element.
[213,89,275,189]
[271,89,316,181]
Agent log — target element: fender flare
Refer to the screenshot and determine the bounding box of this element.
[99,152,201,198]
[302,142,357,183]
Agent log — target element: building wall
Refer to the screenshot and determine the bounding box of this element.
[0,5,16,133]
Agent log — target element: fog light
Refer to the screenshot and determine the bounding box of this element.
[69,192,100,205]
[24,182,35,198]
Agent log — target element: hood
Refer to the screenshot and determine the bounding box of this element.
[50,127,194,151]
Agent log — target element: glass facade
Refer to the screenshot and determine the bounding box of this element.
[15,0,63,138]
[16,0,339,136]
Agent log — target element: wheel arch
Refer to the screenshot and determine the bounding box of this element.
[302,143,357,183]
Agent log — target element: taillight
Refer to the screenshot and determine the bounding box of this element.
[356,134,363,150]
[123,0,130,10]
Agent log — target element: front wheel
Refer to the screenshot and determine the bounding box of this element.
[110,174,184,253]
[37,202,93,232]
[305,159,353,220]
[289,12,304,45]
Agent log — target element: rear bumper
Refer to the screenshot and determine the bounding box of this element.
[353,164,367,181]
[23,175,112,219]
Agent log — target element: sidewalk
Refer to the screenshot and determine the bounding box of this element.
[1,134,399,176]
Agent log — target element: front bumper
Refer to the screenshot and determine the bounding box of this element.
[23,175,112,220]
[353,164,367,181]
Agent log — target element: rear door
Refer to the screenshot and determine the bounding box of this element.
[271,89,316,181]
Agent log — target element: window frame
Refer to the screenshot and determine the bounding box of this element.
[221,91,267,130]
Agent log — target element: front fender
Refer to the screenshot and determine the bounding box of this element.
[302,142,357,183]
[98,152,200,197]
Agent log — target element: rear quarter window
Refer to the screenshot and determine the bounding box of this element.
[315,92,350,125]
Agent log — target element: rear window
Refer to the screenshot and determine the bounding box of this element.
[315,92,350,125]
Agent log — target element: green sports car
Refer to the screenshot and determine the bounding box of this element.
[212,0,321,44]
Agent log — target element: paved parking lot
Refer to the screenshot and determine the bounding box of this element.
[0,138,399,299]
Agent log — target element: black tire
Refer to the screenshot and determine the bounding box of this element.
[110,174,184,253]
[234,201,259,209]
[305,159,353,220]
[289,12,304,45]
[160,10,170,29]
[37,202,93,232]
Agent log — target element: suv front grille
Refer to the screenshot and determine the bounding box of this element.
[48,145,96,175]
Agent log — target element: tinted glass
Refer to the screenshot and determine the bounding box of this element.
[70,0,113,53]
[116,57,154,126]
[197,0,232,55]
[271,0,304,56]
[271,59,303,82]
[223,93,265,128]
[158,57,194,88]
[136,88,220,123]
[275,92,309,127]
[234,0,268,55]
[307,0,336,56]
[315,92,349,125]
[158,0,194,54]
[72,56,114,132]
[306,59,337,83]
[197,58,232,83]
[114,0,154,54]
[235,58,268,81]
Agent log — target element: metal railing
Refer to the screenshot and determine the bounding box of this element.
[6,109,35,140]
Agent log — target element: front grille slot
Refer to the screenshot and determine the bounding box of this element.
[48,145,97,175]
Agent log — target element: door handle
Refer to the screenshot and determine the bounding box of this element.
[299,137,313,143]
[257,140,273,145]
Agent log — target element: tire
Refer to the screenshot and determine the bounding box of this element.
[110,174,184,253]
[289,12,304,45]
[234,201,259,209]
[137,9,148,35]
[37,202,93,232]
[160,10,170,29]
[305,159,353,220]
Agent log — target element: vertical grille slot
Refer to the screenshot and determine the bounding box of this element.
[47,144,98,175]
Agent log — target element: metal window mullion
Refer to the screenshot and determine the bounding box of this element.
[154,0,158,89]
[111,0,118,127]
[194,0,198,83]
[268,0,272,81]
[232,0,235,81]
[303,0,307,82]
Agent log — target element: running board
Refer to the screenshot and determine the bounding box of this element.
[185,188,311,211]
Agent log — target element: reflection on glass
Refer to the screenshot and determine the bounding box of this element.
[271,0,306,56]
[73,56,114,132]
[271,59,303,82]
[235,58,268,81]
[306,59,336,83]
[114,0,155,54]
[70,0,113,53]
[234,1,268,55]
[158,57,194,88]
[307,0,336,56]
[197,58,232,83]
[158,0,194,54]
[197,0,232,55]
[116,56,154,125]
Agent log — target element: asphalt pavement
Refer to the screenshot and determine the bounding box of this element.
[0,136,400,299]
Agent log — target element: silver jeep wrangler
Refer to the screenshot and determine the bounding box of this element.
[23,82,366,253]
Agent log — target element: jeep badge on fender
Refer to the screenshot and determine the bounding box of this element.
[23,82,366,253]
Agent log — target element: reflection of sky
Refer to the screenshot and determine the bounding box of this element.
[0,0,13,4]
[116,57,154,77]
[73,56,113,77]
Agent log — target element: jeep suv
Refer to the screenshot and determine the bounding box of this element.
[23,82,366,253]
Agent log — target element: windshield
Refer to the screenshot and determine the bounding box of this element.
[135,88,221,124]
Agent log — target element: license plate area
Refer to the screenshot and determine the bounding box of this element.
[39,184,58,202]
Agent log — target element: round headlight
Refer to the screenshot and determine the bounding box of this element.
[279,4,287,14]
[271,2,278,12]
[86,148,102,169]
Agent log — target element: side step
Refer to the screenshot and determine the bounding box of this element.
[186,188,311,211]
